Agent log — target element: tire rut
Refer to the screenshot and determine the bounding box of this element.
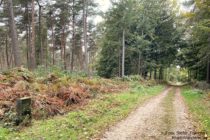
[170,87,197,139]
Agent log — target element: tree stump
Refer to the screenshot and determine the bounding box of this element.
[16,97,31,125]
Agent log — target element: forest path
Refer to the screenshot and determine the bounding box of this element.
[100,87,196,140]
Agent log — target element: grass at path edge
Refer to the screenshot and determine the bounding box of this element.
[181,87,210,136]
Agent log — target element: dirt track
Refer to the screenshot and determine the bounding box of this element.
[101,87,199,140]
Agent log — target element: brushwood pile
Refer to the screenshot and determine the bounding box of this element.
[0,68,128,126]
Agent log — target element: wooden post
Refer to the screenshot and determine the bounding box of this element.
[16,97,32,125]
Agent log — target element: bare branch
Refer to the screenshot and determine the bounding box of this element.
[36,0,42,7]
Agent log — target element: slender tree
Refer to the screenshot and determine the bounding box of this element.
[83,0,88,74]
[29,0,36,69]
[122,29,125,77]
[36,0,43,65]
[207,55,210,83]
[71,0,76,71]
[8,0,21,67]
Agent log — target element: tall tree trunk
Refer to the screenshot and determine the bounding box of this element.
[83,0,88,74]
[8,0,21,67]
[9,43,13,67]
[71,0,75,72]
[122,29,125,77]
[165,68,168,81]
[30,0,36,69]
[149,67,152,80]
[154,67,157,80]
[60,33,63,66]
[79,39,83,70]
[45,37,48,68]
[188,70,192,82]
[207,57,210,83]
[5,33,10,68]
[37,0,43,65]
[25,3,29,68]
[118,46,121,77]
[0,55,2,70]
[1,43,5,69]
[159,67,163,80]
[61,19,66,69]
[207,37,210,83]
[60,18,64,65]
[26,24,29,68]
[138,51,141,75]
[50,13,55,65]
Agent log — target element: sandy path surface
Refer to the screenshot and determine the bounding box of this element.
[100,87,199,140]
[171,88,197,139]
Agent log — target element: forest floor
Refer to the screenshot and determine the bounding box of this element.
[101,87,209,140]
[0,68,209,139]
[0,68,164,140]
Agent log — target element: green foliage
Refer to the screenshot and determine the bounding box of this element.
[34,66,67,78]
[97,0,181,78]
[166,66,189,83]
[34,66,88,78]
[122,75,143,82]
[180,0,210,81]
[1,110,17,127]
[130,82,146,94]
[0,128,10,140]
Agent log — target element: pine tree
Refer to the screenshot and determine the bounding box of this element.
[8,0,21,67]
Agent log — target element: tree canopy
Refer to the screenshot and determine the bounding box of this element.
[0,0,209,82]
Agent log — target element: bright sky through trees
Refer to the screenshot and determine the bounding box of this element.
[94,0,189,24]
